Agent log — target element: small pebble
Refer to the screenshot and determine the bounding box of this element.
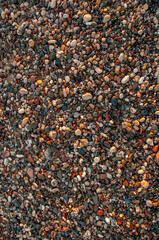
[82,93,92,101]
[103,15,111,23]
[75,129,82,136]
[83,14,92,22]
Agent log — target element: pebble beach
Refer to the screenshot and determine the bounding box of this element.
[0,0,159,239]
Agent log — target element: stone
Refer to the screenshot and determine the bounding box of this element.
[141,180,149,189]
[22,117,29,125]
[146,138,153,146]
[119,53,124,62]
[19,88,28,95]
[51,179,58,187]
[63,14,69,18]
[18,108,25,114]
[155,151,159,164]
[50,0,56,8]
[52,188,59,193]
[75,129,82,136]
[107,173,112,179]
[80,139,89,147]
[84,230,91,237]
[95,67,102,74]
[1,11,5,19]
[138,169,144,174]
[100,174,107,180]
[103,15,111,23]
[82,93,92,101]
[110,146,117,153]
[98,95,103,102]
[28,39,35,48]
[94,157,100,164]
[121,75,130,84]
[49,131,57,139]
[105,217,111,224]
[71,40,77,47]
[122,121,131,129]
[83,14,92,22]
[27,168,34,178]
[146,200,153,207]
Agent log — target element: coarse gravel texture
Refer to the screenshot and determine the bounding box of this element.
[0,0,159,239]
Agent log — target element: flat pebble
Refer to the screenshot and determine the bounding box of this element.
[82,93,92,101]
[19,88,28,94]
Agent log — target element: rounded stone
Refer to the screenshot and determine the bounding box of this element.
[18,108,25,114]
[75,129,82,136]
[103,14,111,23]
[121,75,130,84]
[50,0,56,8]
[83,14,92,22]
[28,39,35,48]
[71,40,77,47]
[19,88,28,95]
[141,180,149,189]
[82,93,92,101]
[110,146,117,153]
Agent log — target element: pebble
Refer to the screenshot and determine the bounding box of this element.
[75,129,82,136]
[121,75,130,84]
[83,14,92,22]
[28,39,35,48]
[146,200,153,207]
[103,15,111,23]
[141,180,149,189]
[95,67,102,74]
[18,108,25,114]
[80,139,89,147]
[19,88,28,95]
[0,0,158,239]
[82,93,92,101]
[122,121,131,129]
[105,217,111,224]
[138,169,144,174]
[94,157,100,164]
[155,151,159,164]
[110,146,117,153]
[71,40,77,47]
[50,0,56,9]
[146,138,153,146]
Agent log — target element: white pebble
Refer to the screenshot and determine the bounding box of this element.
[119,53,124,62]
[138,77,144,84]
[50,0,56,8]
[105,217,111,224]
[121,75,130,84]
[71,40,77,47]
[94,157,100,164]
[138,169,144,174]
[18,108,25,114]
